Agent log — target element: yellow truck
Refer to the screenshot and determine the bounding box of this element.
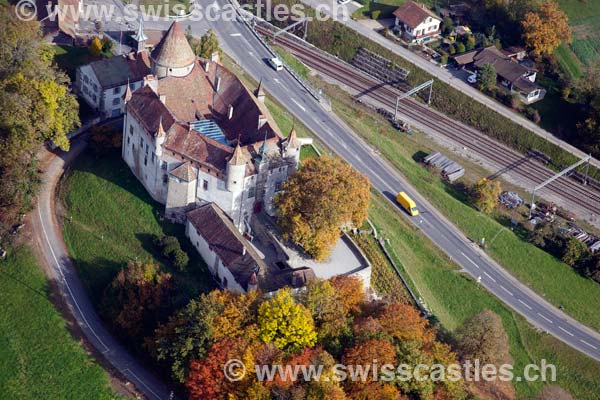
[396,192,419,216]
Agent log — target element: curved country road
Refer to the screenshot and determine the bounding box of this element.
[31,134,173,400]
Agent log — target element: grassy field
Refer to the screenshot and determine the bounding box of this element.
[558,0,600,74]
[0,246,120,399]
[368,193,600,399]
[60,151,215,308]
[553,43,584,80]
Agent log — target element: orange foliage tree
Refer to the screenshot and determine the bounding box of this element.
[522,1,572,56]
[275,156,371,260]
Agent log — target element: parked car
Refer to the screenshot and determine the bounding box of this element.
[337,0,351,4]
[269,57,283,71]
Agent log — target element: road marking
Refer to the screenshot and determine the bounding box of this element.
[537,313,553,324]
[274,78,282,85]
[291,98,306,112]
[37,206,110,353]
[123,368,162,400]
[559,326,574,337]
[580,339,598,350]
[500,285,513,296]
[518,299,532,310]
[483,271,496,283]
[460,252,480,269]
[230,33,242,37]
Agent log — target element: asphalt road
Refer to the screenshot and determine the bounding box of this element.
[33,4,600,398]
[32,136,173,399]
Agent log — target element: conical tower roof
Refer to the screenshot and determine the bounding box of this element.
[151,21,196,69]
[229,143,245,166]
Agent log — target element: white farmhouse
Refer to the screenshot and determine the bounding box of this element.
[393,1,441,43]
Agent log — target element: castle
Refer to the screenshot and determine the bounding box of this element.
[120,21,310,234]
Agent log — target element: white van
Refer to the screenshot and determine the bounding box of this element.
[269,57,283,71]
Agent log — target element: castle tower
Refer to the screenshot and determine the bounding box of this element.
[283,126,302,163]
[226,143,246,193]
[151,21,196,78]
[132,17,148,53]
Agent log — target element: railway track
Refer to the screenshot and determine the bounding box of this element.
[259,27,600,216]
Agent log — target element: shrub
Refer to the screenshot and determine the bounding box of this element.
[439,54,448,65]
[172,249,189,271]
[448,44,456,55]
[370,10,380,20]
[154,235,189,270]
[456,42,466,53]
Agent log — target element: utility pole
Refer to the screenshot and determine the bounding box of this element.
[528,154,592,219]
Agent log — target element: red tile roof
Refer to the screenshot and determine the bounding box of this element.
[393,1,440,29]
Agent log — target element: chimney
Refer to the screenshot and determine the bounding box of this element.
[204,61,210,73]
[228,104,234,119]
[211,51,220,63]
[143,75,158,93]
[242,246,247,256]
[258,115,267,129]
[159,94,167,104]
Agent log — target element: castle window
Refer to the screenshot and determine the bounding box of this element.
[84,75,89,83]
[127,136,130,145]
[112,97,120,106]
[144,156,147,166]
[248,186,256,198]
[113,86,121,94]
[275,181,283,192]
[163,174,168,184]
[152,152,156,164]
[161,161,167,170]
[129,125,133,135]
[140,137,143,147]
[203,180,208,191]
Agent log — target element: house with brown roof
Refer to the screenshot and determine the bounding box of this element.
[454,46,544,104]
[393,1,441,43]
[186,203,267,293]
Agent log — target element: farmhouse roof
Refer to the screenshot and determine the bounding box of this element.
[393,1,440,28]
[89,51,151,89]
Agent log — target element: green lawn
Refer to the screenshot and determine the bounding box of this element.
[60,151,214,309]
[51,44,107,81]
[553,43,584,80]
[0,246,121,399]
[274,46,311,80]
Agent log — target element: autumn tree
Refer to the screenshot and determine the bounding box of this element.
[102,260,172,339]
[478,63,497,91]
[378,302,434,344]
[456,309,511,365]
[185,337,253,400]
[298,279,351,352]
[0,6,79,236]
[471,178,502,214]
[522,1,572,56]
[89,36,103,57]
[330,275,364,315]
[258,288,317,352]
[342,338,397,389]
[153,289,259,382]
[189,29,222,59]
[275,156,371,260]
[537,385,573,400]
